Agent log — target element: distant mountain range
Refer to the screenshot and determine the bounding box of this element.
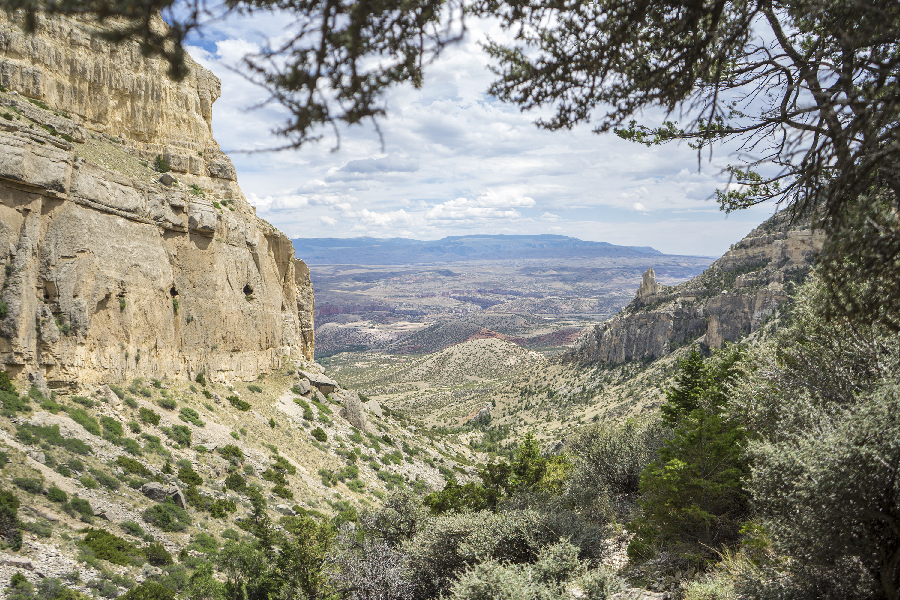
[292,234,663,264]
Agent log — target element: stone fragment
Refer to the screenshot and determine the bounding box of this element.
[158,172,176,186]
[363,397,383,419]
[0,556,33,570]
[140,482,185,508]
[294,378,311,395]
[27,450,45,464]
[338,390,367,432]
[95,384,120,407]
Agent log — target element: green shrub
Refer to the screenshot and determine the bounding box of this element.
[0,388,28,415]
[217,444,244,462]
[162,425,191,447]
[227,395,250,411]
[178,407,203,427]
[272,455,297,475]
[72,396,94,408]
[139,407,161,426]
[100,416,124,437]
[349,429,364,444]
[116,456,151,477]
[67,497,93,521]
[122,438,143,456]
[0,371,15,394]
[80,529,143,566]
[406,509,568,599]
[272,485,294,499]
[142,500,191,532]
[12,477,43,494]
[177,465,202,486]
[128,420,141,433]
[119,580,175,600]
[202,389,213,399]
[311,399,332,415]
[195,373,207,387]
[0,487,21,550]
[47,486,67,503]
[157,397,176,410]
[208,498,237,518]
[21,518,52,538]
[124,396,138,409]
[311,428,327,442]
[248,384,263,393]
[66,408,100,436]
[121,521,146,538]
[89,468,120,491]
[153,155,170,173]
[79,476,99,489]
[69,458,85,472]
[109,385,126,399]
[189,531,220,553]
[262,468,287,485]
[143,542,174,566]
[447,560,535,600]
[224,473,247,492]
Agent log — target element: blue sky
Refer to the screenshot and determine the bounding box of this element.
[185,12,778,257]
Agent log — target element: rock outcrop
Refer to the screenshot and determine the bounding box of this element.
[568,214,824,365]
[0,12,314,388]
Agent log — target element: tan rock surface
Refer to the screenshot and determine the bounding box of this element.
[569,214,823,365]
[0,13,314,388]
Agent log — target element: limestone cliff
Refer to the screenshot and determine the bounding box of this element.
[0,12,314,389]
[568,213,824,365]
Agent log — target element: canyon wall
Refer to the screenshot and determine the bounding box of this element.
[568,215,824,365]
[0,12,314,390]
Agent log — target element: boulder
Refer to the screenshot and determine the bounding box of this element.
[299,371,338,395]
[0,556,33,570]
[27,450,45,464]
[158,173,177,186]
[294,378,311,395]
[140,482,185,508]
[338,390,367,432]
[95,384,120,407]
[363,397,383,419]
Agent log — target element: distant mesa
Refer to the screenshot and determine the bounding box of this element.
[293,234,665,265]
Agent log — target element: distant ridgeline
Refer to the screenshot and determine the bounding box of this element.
[292,234,663,265]
[567,213,824,364]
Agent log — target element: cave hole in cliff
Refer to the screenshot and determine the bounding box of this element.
[43,279,57,301]
[170,287,179,297]
[243,284,253,296]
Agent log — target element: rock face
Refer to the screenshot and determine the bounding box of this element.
[568,214,824,365]
[636,267,660,302]
[0,12,314,388]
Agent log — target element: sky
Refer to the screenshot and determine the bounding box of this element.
[184,12,779,257]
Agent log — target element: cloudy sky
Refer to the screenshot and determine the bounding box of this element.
[185,12,778,257]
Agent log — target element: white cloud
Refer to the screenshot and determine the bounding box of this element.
[185,15,779,256]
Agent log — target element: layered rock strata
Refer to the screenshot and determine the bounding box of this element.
[0,12,314,389]
[569,215,824,365]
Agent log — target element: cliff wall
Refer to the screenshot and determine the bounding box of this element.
[0,12,314,390]
[568,215,824,365]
